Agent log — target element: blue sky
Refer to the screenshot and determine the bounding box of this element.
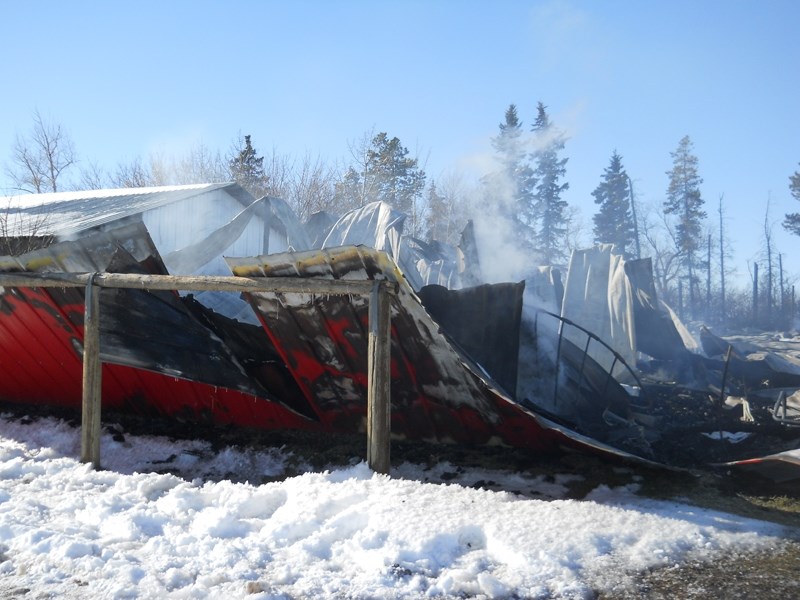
[2,0,798,286]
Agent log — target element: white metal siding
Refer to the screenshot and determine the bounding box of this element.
[142,190,267,274]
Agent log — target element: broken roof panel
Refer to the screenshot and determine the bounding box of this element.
[321,202,404,257]
[3,183,254,238]
[319,202,463,292]
[259,196,312,253]
[304,211,338,249]
[0,222,313,430]
[226,245,559,449]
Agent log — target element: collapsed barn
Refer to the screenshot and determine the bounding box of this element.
[0,183,798,480]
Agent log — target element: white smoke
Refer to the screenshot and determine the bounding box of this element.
[461,146,542,284]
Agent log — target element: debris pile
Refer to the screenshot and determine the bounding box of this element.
[0,184,798,480]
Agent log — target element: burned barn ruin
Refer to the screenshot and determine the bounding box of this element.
[0,184,798,480]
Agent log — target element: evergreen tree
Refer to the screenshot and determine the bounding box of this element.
[368,133,426,218]
[591,150,636,257]
[664,135,706,315]
[486,104,536,245]
[228,134,269,198]
[333,166,366,213]
[425,180,449,242]
[335,132,426,234]
[782,163,800,236]
[531,102,569,265]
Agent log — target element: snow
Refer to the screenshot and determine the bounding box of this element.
[0,413,792,599]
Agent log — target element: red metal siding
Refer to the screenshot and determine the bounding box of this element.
[0,286,312,431]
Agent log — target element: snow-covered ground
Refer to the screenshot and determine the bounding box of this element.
[0,412,793,599]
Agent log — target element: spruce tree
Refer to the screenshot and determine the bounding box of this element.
[493,104,523,170]
[782,163,800,236]
[492,104,536,248]
[531,102,569,265]
[425,180,449,242]
[591,150,636,257]
[335,132,426,234]
[485,104,536,246]
[367,133,426,220]
[228,134,269,198]
[664,135,706,316]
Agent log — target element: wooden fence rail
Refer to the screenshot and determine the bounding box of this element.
[0,272,395,474]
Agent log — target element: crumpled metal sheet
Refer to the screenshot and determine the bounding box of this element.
[227,245,559,449]
[0,222,312,430]
[261,196,313,252]
[162,197,266,275]
[2,183,237,238]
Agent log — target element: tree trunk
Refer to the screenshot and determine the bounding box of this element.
[753,262,759,325]
[628,175,641,259]
[706,233,711,321]
[719,195,726,325]
[780,253,785,328]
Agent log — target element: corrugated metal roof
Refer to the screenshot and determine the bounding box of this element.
[2,182,254,237]
[227,246,559,449]
[0,221,314,431]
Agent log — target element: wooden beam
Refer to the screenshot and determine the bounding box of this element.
[0,272,377,296]
[367,280,392,474]
[80,275,102,469]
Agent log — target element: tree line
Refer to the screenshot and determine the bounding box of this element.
[4,108,800,331]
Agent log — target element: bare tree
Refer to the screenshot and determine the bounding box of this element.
[148,153,172,187]
[563,205,587,259]
[0,195,54,255]
[259,146,293,199]
[640,201,681,305]
[75,159,110,191]
[115,143,229,189]
[5,110,77,193]
[289,153,340,221]
[174,142,227,184]
[335,128,380,210]
[429,169,474,246]
[761,196,777,326]
[111,156,157,188]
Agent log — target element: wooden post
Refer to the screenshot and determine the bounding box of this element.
[80,275,102,469]
[367,280,391,474]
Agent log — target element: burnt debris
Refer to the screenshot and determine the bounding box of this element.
[0,185,798,480]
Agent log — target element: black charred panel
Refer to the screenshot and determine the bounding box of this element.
[181,294,317,420]
[417,282,524,398]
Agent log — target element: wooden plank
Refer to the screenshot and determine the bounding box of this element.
[80,277,102,469]
[367,280,392,474]
[0,272,377,296]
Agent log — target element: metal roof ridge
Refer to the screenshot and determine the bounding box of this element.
[3,182,234,207]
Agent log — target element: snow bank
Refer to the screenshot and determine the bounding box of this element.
[0,414,790,599]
